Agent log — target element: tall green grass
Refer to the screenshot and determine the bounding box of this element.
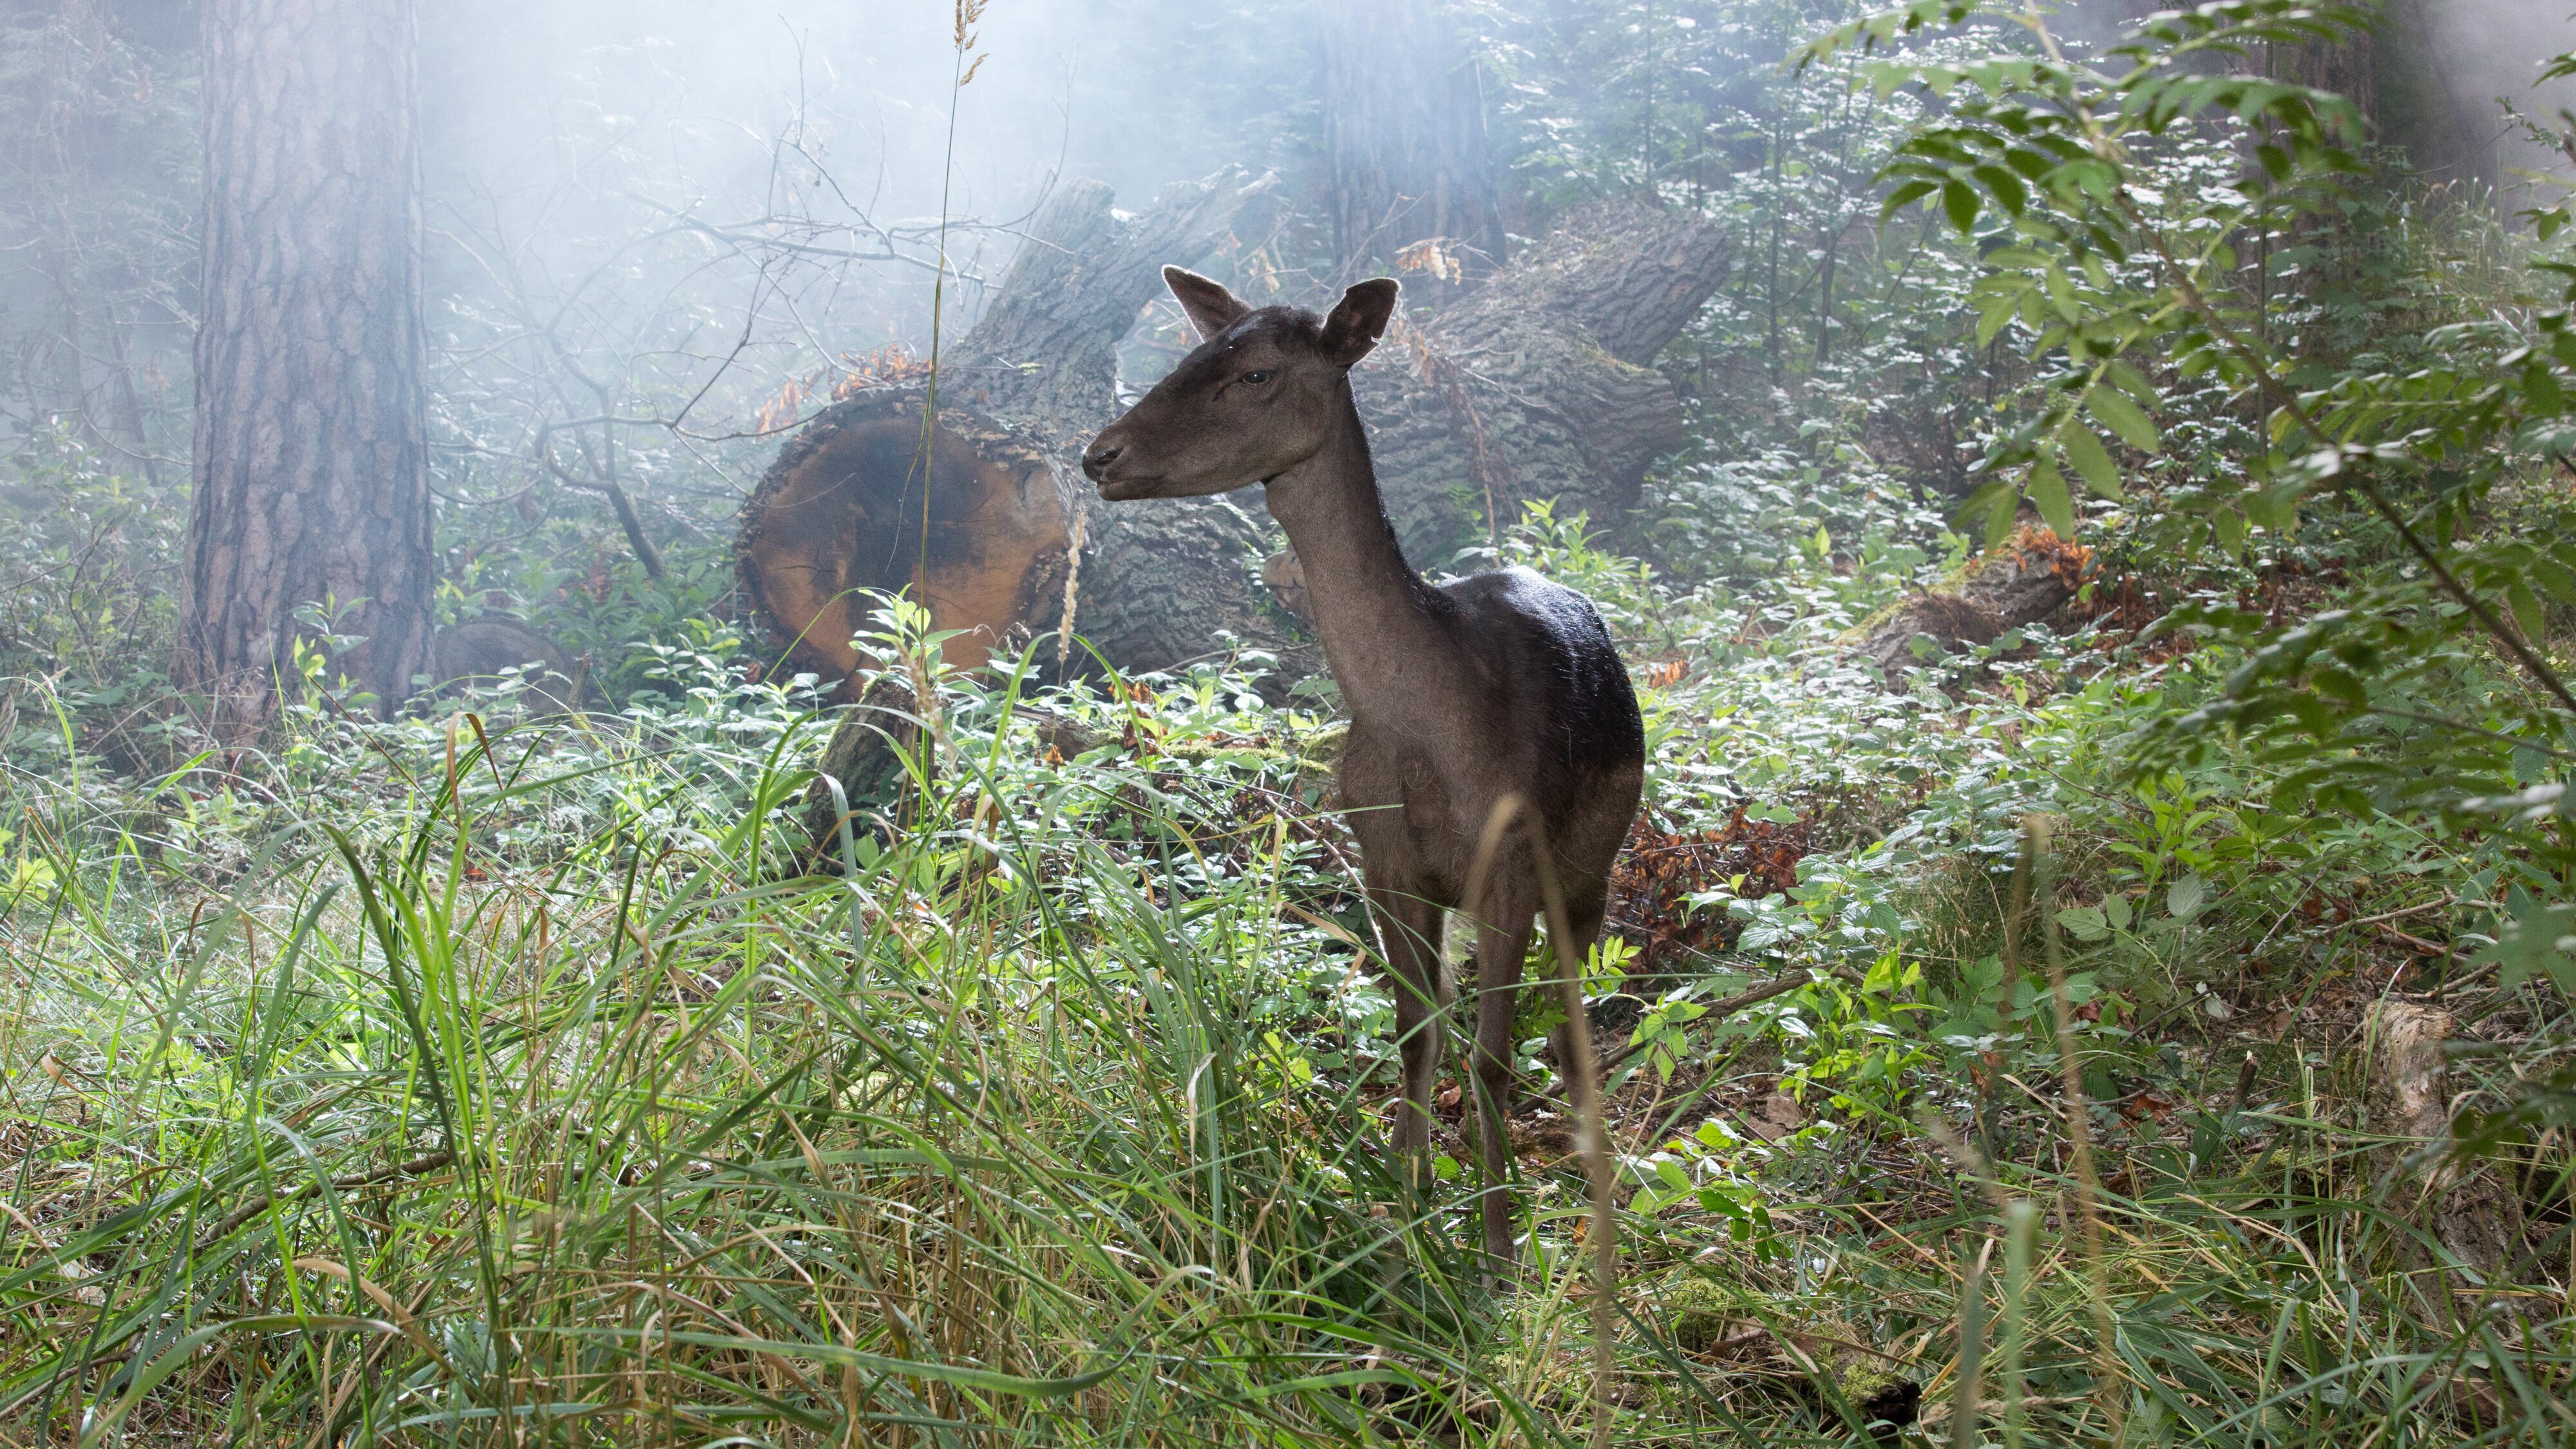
[0,677,1591,1446]
[1,659,2571,1446]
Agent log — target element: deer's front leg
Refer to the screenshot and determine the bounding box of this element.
[1365,871,1446,1158]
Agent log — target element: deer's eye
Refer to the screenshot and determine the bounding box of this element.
[1240,370,1273,385]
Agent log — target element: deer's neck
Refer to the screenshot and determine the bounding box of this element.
[1262,383,1446,714]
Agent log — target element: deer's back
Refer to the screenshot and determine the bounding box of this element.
[1436,565,1644,820]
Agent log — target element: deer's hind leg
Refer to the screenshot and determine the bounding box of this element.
[1466,871,1540,1266]
[1545,885,1611,1085]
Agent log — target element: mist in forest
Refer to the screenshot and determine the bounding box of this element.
[2385,0,2576,189]
[416,0,1312,348]
[8,0,2576,479]
[426,0,1301,207]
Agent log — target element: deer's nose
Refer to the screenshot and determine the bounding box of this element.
[1081,442,1122,482]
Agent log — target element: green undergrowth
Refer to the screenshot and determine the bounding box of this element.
[1,522,2571,1445]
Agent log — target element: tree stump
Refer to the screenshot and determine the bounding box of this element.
[737,396,1069,677]
[2365,1000,2524,1309]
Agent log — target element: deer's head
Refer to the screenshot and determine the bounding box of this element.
[1083,267,1399,500]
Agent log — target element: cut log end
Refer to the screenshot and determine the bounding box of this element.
[737,392,1070,681]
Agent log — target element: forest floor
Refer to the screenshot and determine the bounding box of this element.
[1,486,2568,1448]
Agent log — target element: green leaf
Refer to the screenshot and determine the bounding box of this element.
[2060,423,2125,499]
[1943,180,1982,234]
[2104,893,2133,931]
[1881,178,1941,220]
[1954,479,2014,535]
[2029,455,2076,537]
[2057,905,2108,942]
[2085,386,2161,453]
[2044,263,2083,323]
[2531,554,2576,605]
[2212,504,2247,556]
[2528,363,2567,417]
[1978,295,2023,348]
[2510,578,2548,645]
[1984,482,2019,548]
[2106,358,2159,404]
[2167,873,2210,922]
[1973,163,2029,216]
[2243,481,2300,533]
[2475,894,2576,993]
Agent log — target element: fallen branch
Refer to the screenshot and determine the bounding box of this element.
[202,1150,457,1245]
[1598,966,1861,1077]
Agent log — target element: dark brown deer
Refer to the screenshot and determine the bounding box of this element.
[1084,268,1644,1262]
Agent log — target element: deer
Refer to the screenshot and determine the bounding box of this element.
[1083,267,1645,1264]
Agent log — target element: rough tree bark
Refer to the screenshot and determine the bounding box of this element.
[1320,0,1508,281]
[181,0,434,734]
[1352,199,1733,566]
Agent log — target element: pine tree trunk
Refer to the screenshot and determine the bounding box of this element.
[1320,0,1507,281]
[181,0,434,735]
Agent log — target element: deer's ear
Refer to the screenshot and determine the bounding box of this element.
[1321,279,1399,366]
[1164,265,1250,341]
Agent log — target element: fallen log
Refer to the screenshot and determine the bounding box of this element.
[1853,528,2096,683]
[737,169,1291,683]
[1358,198,1734,562]
[736,187,1732,687]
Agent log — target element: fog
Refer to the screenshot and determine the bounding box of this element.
[5,0,2575,477]
[425,1,1301,221]
[2383,0,2576,193]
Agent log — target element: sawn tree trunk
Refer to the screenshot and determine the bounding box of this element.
[737,191,1732,690]
[738,170,1307,687]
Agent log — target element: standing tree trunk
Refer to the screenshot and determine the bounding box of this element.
[182,0,434,734]
[1320,0,1507,283]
